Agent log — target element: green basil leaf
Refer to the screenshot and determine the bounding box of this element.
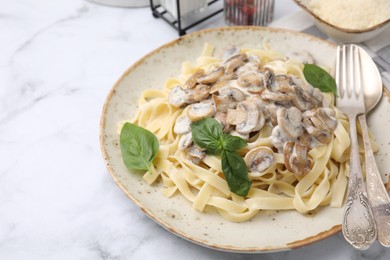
[222,134,247,152]
[191,117,251,197]
[120,122,159,172]
[221,150,251,197]
[303,64,337,96]
[191,118,224,155]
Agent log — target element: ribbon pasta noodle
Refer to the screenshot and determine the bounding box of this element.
[124,43,375,222]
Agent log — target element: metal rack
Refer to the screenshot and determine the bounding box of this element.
[150,0,223,36]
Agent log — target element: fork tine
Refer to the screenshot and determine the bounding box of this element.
[347,44,357,98]
[341,45,353,98]
[336,45,346,98]
[341,45,349,98]
[336,45,341,96]
[353,45,363,98]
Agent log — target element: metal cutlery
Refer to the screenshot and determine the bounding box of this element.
[356,46,390,247]
[336,44,377,249]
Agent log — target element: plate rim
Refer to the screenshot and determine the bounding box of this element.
[99,26,342,253]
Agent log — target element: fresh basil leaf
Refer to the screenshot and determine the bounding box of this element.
[120,122,159,172]
[191,117,251,197]
[191,118,224,155]
[222,134,247,152]
[221,150,251,197]
[303,64,337,96]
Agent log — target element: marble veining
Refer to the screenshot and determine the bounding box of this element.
[1,0,389,259]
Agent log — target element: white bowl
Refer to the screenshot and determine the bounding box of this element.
[293,0,390,43]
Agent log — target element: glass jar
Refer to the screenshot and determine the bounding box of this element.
[224,0,275,26]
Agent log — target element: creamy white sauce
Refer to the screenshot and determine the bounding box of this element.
[309,0,390,30]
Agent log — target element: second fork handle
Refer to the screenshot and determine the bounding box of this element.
[358,114,390,247]
[342,114,376,249]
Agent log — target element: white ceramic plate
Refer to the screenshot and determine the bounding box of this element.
[100,27,390,253]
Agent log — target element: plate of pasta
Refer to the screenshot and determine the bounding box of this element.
[100,27,390,252]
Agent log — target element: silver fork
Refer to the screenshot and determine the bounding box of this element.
[336,44,377,249]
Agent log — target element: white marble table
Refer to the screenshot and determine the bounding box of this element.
[1,0,389,259]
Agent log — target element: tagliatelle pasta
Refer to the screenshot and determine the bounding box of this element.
[121,43,377,222]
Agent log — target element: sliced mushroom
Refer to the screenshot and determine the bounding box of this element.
[300,87,323,109]
[197,67,224,85]
[283,142,311,176]
[261,89,294,103]
[302,114,332,145]
[235,100,260,134]
[266,108,278,126]
[310,116,328,131]
[311,88,324,107]
[263,103,279,126]
[302,109,317,119]
[178,132,192,150]
[212,87,245,112]
[316,130,332,144]
[184,84,211,103]
[247,96,266,130]
[302,117,319,136]
[212,94,231,112]
[224,53,248,74]
[249,95,267,109]
[225,52,248,63]
[226,108,247,125]
[187,99,216,121]
[237,71,261,87]
[301,87,314,102]
[236,58,260,77]
[267,75,294,93]
[318,107,338,130]
[186,145,206,165]
[245,146,274,173]
[184,69,204,89]
[219,87,246,101]
[271,125,293,151]
[218,72,238,82]
[210,79,231,94]
[291,85,313,111]
[230,130,249,140]
[283,142,294,172]
[291,76,306,88]
[214,111,231,132]
[168,85,186,107]
[174,115,191,135]
[298,132,314,147]
[252,109,265,132]
[237,71,265,94]
[298,132,322,149]
[303,109,328,133]
[309,137,321,149]
[277,107,303,138]
[263,68,274,88]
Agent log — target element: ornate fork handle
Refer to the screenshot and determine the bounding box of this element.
[342,114,377,249]
[359,114,390,247]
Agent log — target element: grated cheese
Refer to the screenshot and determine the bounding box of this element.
[309,0,390,30]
